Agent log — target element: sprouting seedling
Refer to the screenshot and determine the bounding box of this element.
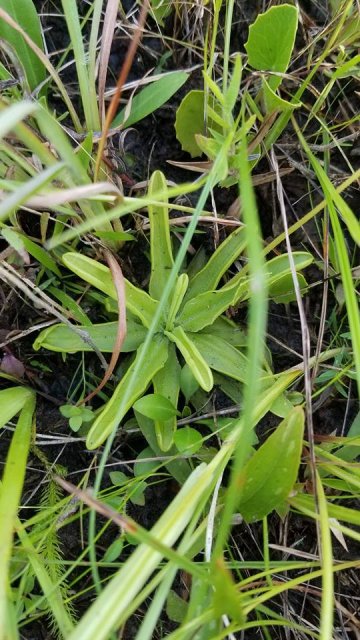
[60,404,94,433]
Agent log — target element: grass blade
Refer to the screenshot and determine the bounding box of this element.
[0,392,35,637]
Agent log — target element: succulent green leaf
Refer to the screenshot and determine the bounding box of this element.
[152,344,181,451]
[86,337,168,449]
[177,280,244,332]
[238,406,305,522]
[189,332,249,382]
[201,316,247,348]
[245,4,298,92]
[0,386,34,429]
[269,272,308,303]
[186,225,247,300]
[167,273,189,331]
[148,170,174,300]
[62,252,158,328]
[135,412,191,484]
[33,317,146,353]
[174,427,203,455]
[180,364,199,403]
[165,326,213,392]
[0,391,36,636]
[112,72,188,128]
[134,394,178,422]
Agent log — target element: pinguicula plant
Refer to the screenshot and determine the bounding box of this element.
[34,169,313,453]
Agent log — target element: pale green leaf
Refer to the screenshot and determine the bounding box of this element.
[33,318,146,353]
[152,344,181,451]
[62,252,158,328]
[0,386,35,429]
[148,170,174,300]
[165,326,213,392]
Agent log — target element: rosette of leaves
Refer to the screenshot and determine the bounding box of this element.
[34,171,313,453]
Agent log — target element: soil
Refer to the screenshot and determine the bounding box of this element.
[1,0,359,638]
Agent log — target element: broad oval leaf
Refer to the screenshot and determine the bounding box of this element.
[174,426,203,455]
[175,90,206,157]
[245,4,298,92]
[238,406,305,522]
[133,394,178,422]
[134,446,159,478]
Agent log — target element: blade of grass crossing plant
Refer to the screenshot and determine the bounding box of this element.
[67,463,214,640]
[214,122,268,557]
[61,0,100,130]
[4,230,62,276]
[296,127,359,245]
[316,471,334,640]
[0,162,65,222]
[0,0,45,91]
[295,123,360,396]
[86,338,169,449]
[0,101,36,139]
[148,171,174,300]
[0,392,35,637]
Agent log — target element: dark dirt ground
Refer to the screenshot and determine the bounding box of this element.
[0,0,359,638]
